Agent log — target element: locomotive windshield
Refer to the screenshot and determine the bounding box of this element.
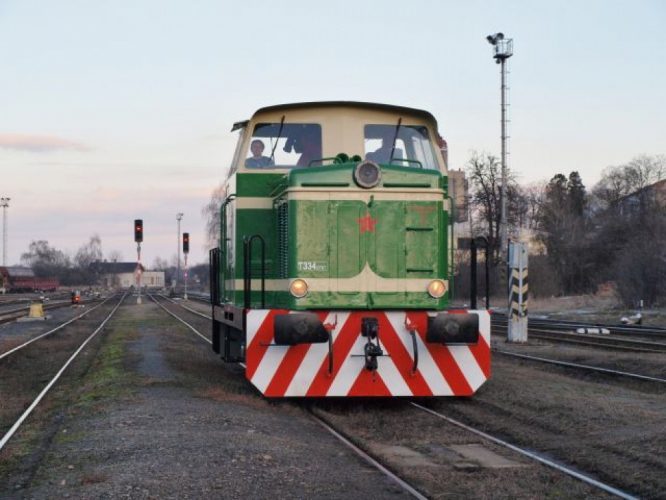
[246,123,323,168]
[364,124,438,170]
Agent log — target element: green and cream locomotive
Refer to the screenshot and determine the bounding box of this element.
[210,102,490,397]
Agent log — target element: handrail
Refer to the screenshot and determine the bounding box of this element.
[308,157,338,166]
[220,195,236,302]
[209,248,220,306]
[221,194,236,208]
[243,234,266,309]
[470,236,491,310]
[447,196,455,301]
[269,182,289,197]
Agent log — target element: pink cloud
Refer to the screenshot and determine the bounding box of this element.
[0,134,89,152]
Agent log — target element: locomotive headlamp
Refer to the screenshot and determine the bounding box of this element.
[354,161,382,189]
[289,279,309,298]
[427,279,446,299]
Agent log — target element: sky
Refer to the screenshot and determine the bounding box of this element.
[1,0,664,268]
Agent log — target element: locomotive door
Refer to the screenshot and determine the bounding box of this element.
[370,200,403,307]
[331,200,405,306]
[332,202,366,298]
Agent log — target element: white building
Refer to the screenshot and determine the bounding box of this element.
[93,262,165,289]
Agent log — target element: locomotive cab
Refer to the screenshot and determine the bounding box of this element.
[210,102,490,397]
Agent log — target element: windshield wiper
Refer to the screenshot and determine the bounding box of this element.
[389,117,402,164]
[269,115,286,164]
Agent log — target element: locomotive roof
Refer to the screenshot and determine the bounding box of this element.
[233,101,439,130]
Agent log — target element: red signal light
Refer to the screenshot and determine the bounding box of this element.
[134,219,143,243]
[183,232,190,254]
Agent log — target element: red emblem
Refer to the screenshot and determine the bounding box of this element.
[357,211,379,233]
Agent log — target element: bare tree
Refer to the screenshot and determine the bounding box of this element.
[523,182,546,232]
[466,152,501,261]
[107,249,124,263]
[589,155,666,305]
[75,234,103,269]
[593,154,666,210]
[152,256,174,284]
[152,256,169,271]
[624,154,666,191]
[465,151,521,263]
[21,240,72,283]
[202,183,225,250]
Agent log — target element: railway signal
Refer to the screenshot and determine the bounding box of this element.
[134,219,143,304]
[134,219,143,243]
[183,233,190,254]
[183,232,189,300]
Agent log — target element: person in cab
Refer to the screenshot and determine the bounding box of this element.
[366,130,403,164]
[245,139,274,168]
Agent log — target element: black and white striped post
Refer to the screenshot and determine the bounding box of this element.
[507,242,528,342]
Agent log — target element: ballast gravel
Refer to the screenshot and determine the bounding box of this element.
[7,301,411,499]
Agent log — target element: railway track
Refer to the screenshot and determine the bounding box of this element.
[152,295,644,499]
[525,316,666,339]
[493,349,666,384]
[409,402,637,500]
[493,313,666,338]
[0,294,119,360]
[0,292,127,452]
[492,317,666,352]
[0,296,103,325]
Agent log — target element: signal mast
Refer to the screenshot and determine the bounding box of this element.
[183,232,189,300]
[134,219,143,304]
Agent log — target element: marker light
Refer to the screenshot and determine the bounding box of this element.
[289,279,309,298]
[354,161,382,189]
[427,280,446,299]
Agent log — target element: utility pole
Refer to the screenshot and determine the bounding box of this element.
[176,213,183,287]
[1,198,10,267]
[486,32,513,268]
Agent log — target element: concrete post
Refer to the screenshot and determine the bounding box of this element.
[507,242,528,342]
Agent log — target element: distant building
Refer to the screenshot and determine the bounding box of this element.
[92,261,165,289]
[613,179,666,216]
[447,169,472,247]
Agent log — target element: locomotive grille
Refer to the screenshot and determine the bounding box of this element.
[277,198,289,279]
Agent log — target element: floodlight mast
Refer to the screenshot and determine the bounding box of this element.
[0,198,9,267]
[487,32,513,270]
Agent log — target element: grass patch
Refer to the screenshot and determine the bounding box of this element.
[71,326,139,412]
[53,431,86,445]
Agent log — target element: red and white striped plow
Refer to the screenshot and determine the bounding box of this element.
[245,310,491,397]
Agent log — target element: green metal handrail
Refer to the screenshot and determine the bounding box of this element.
[447,195,455,301]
